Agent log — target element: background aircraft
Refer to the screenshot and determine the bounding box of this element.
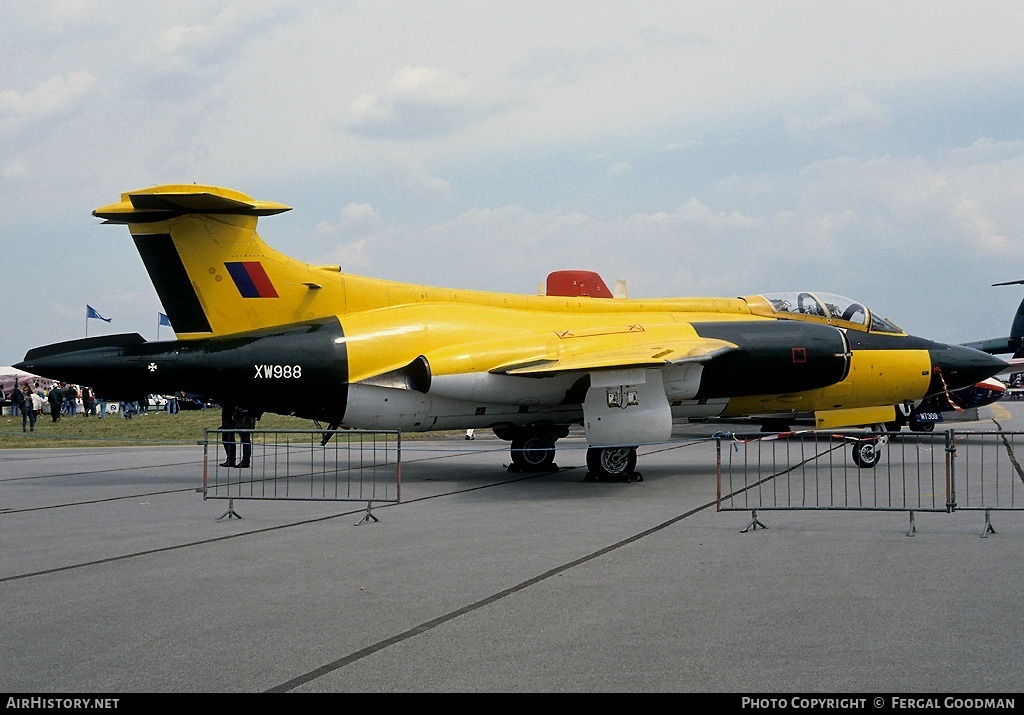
[962,280,1024,390]
[16,185,1007,478]
[963,280,1024,360]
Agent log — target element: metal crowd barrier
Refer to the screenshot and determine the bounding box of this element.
[716,429,1024,536]
[947,430,1024,534]
[201,428,401,522]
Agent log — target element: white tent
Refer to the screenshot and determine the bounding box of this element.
[1,366,41,379]
[1,368,48,413]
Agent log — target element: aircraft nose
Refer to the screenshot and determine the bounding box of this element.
[928,344,1008,393]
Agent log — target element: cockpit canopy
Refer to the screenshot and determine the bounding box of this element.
[754,291,904,334]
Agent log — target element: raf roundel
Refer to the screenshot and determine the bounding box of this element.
[225,261,279,299]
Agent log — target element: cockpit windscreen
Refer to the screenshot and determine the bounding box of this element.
[761,291,902,334]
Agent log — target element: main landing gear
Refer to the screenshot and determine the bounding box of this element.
[509,432,558,471]
[584,446,642,482]
[496,426,641,481]
[498,426,569,473]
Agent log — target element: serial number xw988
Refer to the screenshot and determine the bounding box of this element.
[254,364,303,378]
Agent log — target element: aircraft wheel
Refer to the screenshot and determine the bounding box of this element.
[586,446,638,480]
[851,438,882,468]
[510,434,556,470]
[909,416,935,432]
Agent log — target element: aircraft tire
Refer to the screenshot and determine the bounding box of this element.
[851,439,882,469]
[510,434,556,470]
[909,416,935,432]
[586,446,638,481]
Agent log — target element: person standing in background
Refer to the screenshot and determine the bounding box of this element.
[9,383,23,418]
[47,384,63,423]
[65,384,79,417]
[81,386,95,416]
[22,386,38,432]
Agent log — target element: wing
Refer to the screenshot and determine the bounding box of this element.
[488,324,736,377]
[350,322,737,387]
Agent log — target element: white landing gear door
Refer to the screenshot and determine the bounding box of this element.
[583,368,672,447]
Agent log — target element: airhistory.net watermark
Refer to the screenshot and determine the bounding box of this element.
[6,699,119,710]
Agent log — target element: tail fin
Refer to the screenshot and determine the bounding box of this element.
[1007,297,1024,358]
[95,185,344,338]
[963,280,1024,357]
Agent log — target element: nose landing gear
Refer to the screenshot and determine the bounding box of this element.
[851,427,887,468]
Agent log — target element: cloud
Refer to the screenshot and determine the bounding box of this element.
[383,152,453,201]
[3,160,28,179]
[343,66,508,139]
[513,44,619,86]
[315,202,384,239]
[953,198,1010,253]
[785,93,893,145]
[950,137,1024,164]
[321,239,371,274]
[314,203,387,272]
[606,161,632,177]
[48,0,94,23]
[673,198,760,230]
[0,72,95,133]
[144,1,294,67]
[636,26,711,50]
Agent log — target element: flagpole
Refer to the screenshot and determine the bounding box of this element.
[85,307,89,338]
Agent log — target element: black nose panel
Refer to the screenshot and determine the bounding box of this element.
[928,344,1008,394]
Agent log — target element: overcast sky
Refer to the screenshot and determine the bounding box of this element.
[3,1,1024,367]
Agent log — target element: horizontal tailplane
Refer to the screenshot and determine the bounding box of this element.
[92,186,291,224]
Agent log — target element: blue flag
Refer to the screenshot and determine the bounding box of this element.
[158,312,172,327]
[86,305,112,323]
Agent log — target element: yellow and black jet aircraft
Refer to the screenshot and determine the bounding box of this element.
[16,185,1007,478]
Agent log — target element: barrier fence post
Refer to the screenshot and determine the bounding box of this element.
[201,429,209,497]
[946,429,957,512]
[715,437,722,511]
